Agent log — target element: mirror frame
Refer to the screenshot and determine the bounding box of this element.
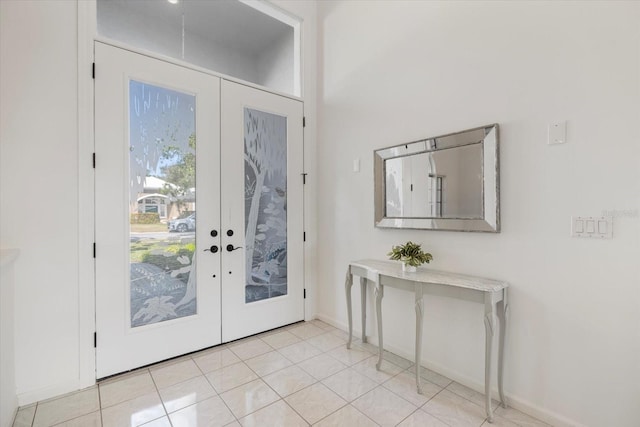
[374,124,500,232]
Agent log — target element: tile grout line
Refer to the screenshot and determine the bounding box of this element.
[148,366,173,426]
[258,351,321,425]
[292,331,350,424]
[195,354,241,425]
[420,386,485,427]
[31,402,38,427]
[292,335,367,426]
[235,346,313,422]
[393,407,423,427]
[33,387,101,427]
[97,385,105,427]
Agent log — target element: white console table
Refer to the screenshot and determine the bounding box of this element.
[345,259,509,422]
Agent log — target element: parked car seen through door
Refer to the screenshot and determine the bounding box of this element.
[168,212,195,232]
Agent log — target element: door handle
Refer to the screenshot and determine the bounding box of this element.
[226,244,243,252]
[205,245,219,253]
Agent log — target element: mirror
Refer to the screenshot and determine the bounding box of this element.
[374,124,499,232]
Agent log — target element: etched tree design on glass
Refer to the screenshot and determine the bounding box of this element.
[129,80,198,327]
[244,108,288,303]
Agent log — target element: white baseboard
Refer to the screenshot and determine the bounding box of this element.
[17,379,83,407]
[314,313,585,427]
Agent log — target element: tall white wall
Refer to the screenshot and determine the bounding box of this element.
[316,2,640,426]
[0,0,81,404]
[0,250,19,427]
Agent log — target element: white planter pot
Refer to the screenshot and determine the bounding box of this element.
[402,263,417,273]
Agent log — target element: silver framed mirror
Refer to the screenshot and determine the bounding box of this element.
[374,124,500,232]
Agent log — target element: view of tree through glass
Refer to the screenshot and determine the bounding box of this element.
[244,108,288,303]
[129,80,197,327]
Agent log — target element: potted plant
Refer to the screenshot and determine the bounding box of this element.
[388,241,433,272]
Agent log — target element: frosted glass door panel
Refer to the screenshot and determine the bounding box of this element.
[129,81,197,327]
[244,109,287,303]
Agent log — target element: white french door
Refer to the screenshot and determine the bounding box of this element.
[95,43,304,378]
[221,80,304,342]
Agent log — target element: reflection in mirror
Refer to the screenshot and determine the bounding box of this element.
[375,124,499,232]
[385,144,483,219]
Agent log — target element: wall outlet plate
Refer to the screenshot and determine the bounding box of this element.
[548,121,567,145]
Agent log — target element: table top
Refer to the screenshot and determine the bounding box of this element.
[350,259,508,292]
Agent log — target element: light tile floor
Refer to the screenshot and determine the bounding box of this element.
[13,320,551,427]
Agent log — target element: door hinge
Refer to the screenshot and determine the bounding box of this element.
[303,116,306,127]
[410,184,413,192]
[303,232,306,242]
[94,332,97,348]
[93,242,96,258]
[92,62,95,79]
[304,289,306,299]
[302,173,307,185]
[92,153,95,168]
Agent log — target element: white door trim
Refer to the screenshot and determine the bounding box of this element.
[77,0,97,389]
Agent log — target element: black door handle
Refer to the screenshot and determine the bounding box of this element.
[204,245,218,253]
[226,244,243,252]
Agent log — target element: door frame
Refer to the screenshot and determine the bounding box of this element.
[77,1,317,389]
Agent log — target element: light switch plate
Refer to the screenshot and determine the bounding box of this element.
[548,121,567,145]
[572,216,612,238]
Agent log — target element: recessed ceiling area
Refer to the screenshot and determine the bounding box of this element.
[97,0,297,95]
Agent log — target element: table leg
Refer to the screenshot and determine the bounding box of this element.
[345,268,353,349]
[375,283,384,370]
[497,289,509,408]
[484,293,498,423]
[360,277,367,343]
[415,285,424,394]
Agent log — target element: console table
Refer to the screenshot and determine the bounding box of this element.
[345,259,508,422]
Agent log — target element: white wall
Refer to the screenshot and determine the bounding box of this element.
[0,0,81,404]
[0,250,19,427]
[270,0,318,320]
[316,2,640,427]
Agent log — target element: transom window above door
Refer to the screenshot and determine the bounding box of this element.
[97,0,301,96]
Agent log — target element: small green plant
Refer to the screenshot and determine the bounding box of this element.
[388,241,433,267]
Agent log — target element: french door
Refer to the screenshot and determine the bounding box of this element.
[95,42,304,378]
[220,81,304,342]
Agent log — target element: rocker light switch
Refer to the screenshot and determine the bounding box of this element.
[598,220,608,234]
[585,220,595,233]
